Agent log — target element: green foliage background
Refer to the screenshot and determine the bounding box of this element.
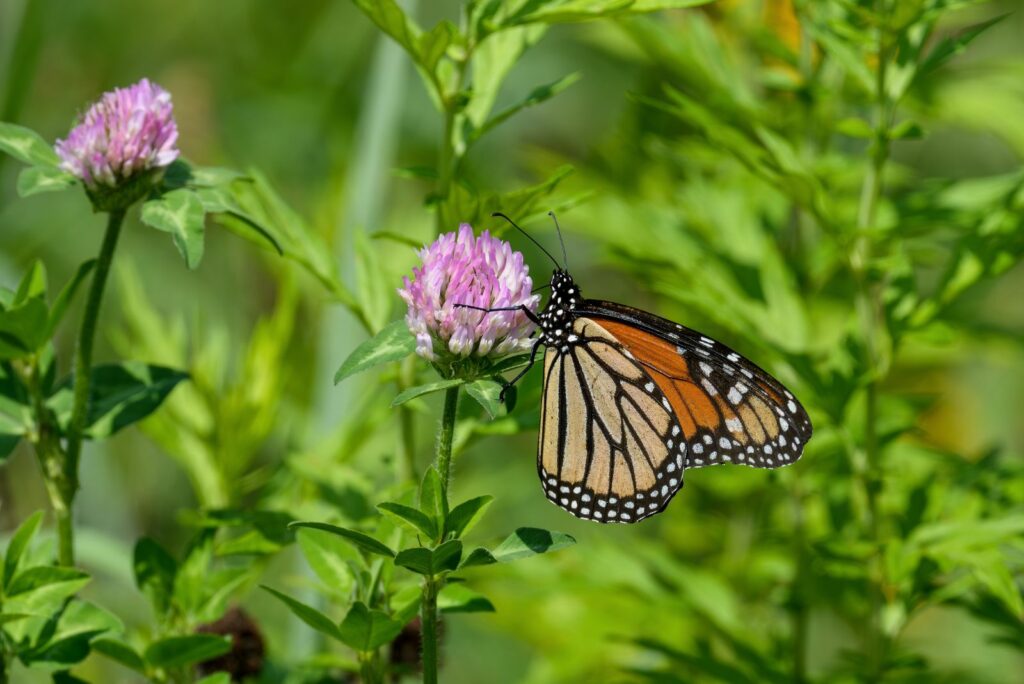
[1,0,1023,682]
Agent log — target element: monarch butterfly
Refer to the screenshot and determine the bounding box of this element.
[460,213,812,524]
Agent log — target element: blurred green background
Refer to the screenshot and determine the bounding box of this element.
[2,0,1023,682]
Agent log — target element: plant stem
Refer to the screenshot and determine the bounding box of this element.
[853,2,892,677]
[421,576,439,684]
[435,386,459,492]
[62,208,126,563]
[420,386,458,683]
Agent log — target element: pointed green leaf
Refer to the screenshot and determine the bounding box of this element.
[91,637,146,673]
[334,320,416,384]
[260,585,341,640]
[0,122,59,166]
[44,259,96,340]
[393,547,433,575]
[445,495,494,538]
[289,521,395,558]
[3,510,44,589]
[439,584,495,613]
[140,189,206,269]
[391,378,464,407]
[296,528,357,596]
[195,674,232,684]
[459,547,497,569]
[47,362,188,438]
[337,601,404,652]
[419,466,448,526]
[4,566,90,615]
[491,527,576,562]
[133,537,177,617]
[377,502,437,540]
[17,165,76,197]
[144,634,231,669]
[433,539,463,573]
[472,72,580,142]
[919,15,1009,79]
[394,540,462,576]
[465,379,504,419]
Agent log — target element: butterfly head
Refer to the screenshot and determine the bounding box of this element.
[538,270,582,348]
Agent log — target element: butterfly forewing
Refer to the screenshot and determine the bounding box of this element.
[579,300,812,470]
[538,318,687,523]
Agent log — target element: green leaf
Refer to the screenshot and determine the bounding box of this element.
[377,502,437,540]
[289,522,396,558]
[471,72,580,142]
[140,188,206,269]
[392,378,464,407]
[445,495,494,538]
[459,547,497,569]
[296,528,357,596]
[195,674,232,684]
[439,584,495,613]
[393,547,433,576]
[4,566,90,615]
[144,634,232,669]
[48,362,188,438]
[261,585,342,640]
[465,379,504,419]
[44,259,96,340]
[418,20,456,75]
[334,320,415,385]
[351,0,422,63]
[133,537,177,617]
[21,600,121,669]
[464,25,548,128]
[889,120,924,140]
[505,0,711,25]
[0,122,59,166]
[491,527,576,562]
[353,230,391,332]
[3,510,44,589]
[91,637,146,673]
[419,466,448,527]
[918,14,1009,79]
[337,601,404,652]
[0,296,48,360]
[16,165,76,197]
[836,117,874,139]
[394,540,462,576]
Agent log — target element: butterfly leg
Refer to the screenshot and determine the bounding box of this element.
[453,303,542,327]
[498,338,542,404]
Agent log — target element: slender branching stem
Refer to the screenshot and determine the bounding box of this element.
[853,2,893,677]
[62,208,126,564]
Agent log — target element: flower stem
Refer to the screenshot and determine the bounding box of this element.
[435,386,459,491]
[421,576,439,684]
[62,208,126,564]
[421,386,459,683]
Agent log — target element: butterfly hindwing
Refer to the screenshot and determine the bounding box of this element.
[538,318,687,523]
[578,300,812,470]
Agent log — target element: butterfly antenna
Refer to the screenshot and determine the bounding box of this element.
[548,211,569,271]
[492,212,562,269]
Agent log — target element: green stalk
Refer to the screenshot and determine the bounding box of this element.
[421,385,459,683]
[434,386,459,491]
[420,576,439,684]
[62,209,126,564]
[853,2,892,677]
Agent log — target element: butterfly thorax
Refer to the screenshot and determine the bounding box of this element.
[538,270,582,350]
